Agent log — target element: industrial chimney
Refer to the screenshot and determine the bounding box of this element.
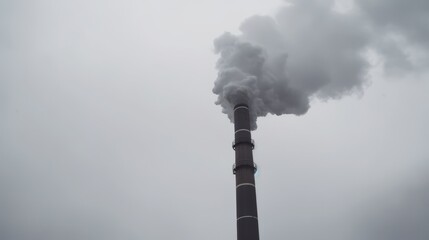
[232,104,260,240]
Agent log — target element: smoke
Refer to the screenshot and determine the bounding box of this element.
[213,0,429,129]
[213,30,309,130]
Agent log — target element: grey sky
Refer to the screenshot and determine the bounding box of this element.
[1,0,428,240]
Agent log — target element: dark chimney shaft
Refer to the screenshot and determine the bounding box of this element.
[232,104,260,240]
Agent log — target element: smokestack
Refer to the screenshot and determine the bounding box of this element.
[232,104,259,240]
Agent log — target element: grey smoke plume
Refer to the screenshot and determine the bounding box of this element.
[213,0,429,129]
[213,30,310,130]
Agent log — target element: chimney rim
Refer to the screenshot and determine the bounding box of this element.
[234,103,249,110]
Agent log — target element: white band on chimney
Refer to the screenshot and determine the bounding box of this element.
[234,106,249,111]
[237,215,258,221]
[235,129,251,134]
[236,183,255,188]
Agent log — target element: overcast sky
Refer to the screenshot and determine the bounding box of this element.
[1,0,429,240]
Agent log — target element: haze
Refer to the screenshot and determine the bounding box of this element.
[1,1,429,239]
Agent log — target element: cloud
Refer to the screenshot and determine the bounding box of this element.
[358,166,429,240]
